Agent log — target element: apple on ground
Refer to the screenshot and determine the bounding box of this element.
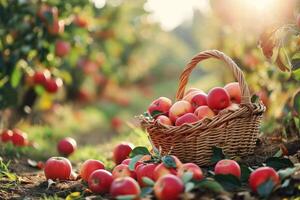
[111,117,123,131]
[80,159,105,182]
[153,163,177,181]
[175,113,199,126]
[249,166,280,193]
[121,158,143,169]
[156,115,173,126]
[57,137,77,156]
[154,174,184,200]
[110,177,141,199]
[136,163,158,187]
[147,97,172,118]
[169,100,193,122]
[112,164,136,179]
[55,40,70,57]
[190,93,208,110]
[113,142,134,164]
[207,87,230,110]
[1,129,13,143]
[214,159,241,179]
[224,82,242,104]
[12,129,28,146]
[88,169,113,194]
[44,157,72,180]
[177,163,204,181]
[194,106,215,120]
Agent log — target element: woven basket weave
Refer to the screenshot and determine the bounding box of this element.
[140,50,266,166]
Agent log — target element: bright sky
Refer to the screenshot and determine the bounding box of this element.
[144,0,210,31]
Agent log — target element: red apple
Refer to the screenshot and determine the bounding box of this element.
[111,117,123,131]
[249,166,280,193]
[184,88,203,96]
[177,163,204,181]
[214,159,241,179]
[88,169,113,194]
[224,82,241,104]
[44,157,72,180]
[183,91,202,103]
[175,113,199,126]
[207,87,230,110]
[153,163,177,181]
[257,90,269,108]
[1,129,13,143]
[169,100,193,122]
[33,70,51,85]
[154,174,184,200]
[47,19,64,35]
[113,143,134,164]
[57,137,77,156]
[80,159,105,182]
[121,158,142,169]
[110,177,141,199]
[55,40,70,57]
[112,164,136,179]
[194,106,215,120]
[156,115,173,126]
[73,15,89,28]
[190,93,208,110]
[44,78,63,93]
[12,129,28,146]
[136,163,158,187]
[147,97,172,118]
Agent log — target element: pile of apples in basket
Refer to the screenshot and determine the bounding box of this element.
[147,82,242,126]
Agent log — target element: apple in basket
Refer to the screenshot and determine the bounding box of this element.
[147,97,172,118]
[169,100,193,123]
[194,105,215,120]
[175,113,199,126]
[183,90,203,103]
[184,88,203,96]
[207,87,230,110]
[224,82,242,104]
[190,92,208,110]
[156,115,173,126]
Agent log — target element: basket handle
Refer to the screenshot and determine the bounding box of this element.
[176,50,251,104]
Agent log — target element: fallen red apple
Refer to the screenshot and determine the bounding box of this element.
[1,129,13,143]
[110,177,141,199]
[175,113,199,126]
[224,82,241,104]
[121,158,143,170]
[57,137,77,156]
[12,129,28,146]
[112,164,136,179]
[88,169,113,194]
[207,87,230,110]
[156,115,173,126]
[154,174,184,200]
[177,163,204,181]
[44,157,72,180]
[111,117,123,131]
[153,163,177,181]
[113,143,134,165]
[169,100,193,122]
[147,97,172,118]
[55,40,70,57]
[194,105,215,120]
[214,159,241,179]
[80,159,105,182]
[136,163,158,187]
[249,166,280,193]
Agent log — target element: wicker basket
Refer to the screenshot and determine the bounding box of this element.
[140,50,266,166]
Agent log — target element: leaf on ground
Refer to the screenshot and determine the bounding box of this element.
[47,179,56,190]
[214,174,241,191]
[181,172,194,184]
[129,146,151,158]
[211,146,226,164]
[161,155,176,168]
[66,192,82,200]
[27,159,37,167]
[240,164,252,183]
[142,177,155,186]
[116,195,136,200]
[257,179,275,198]
[128,155,143,171]
[185,182,195,193]
[141,187,153,197]
[266,157,294,171]
[278,167,296,180]
[195,179,225,193]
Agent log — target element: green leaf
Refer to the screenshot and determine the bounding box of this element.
[211,146,226,164]
[214,174,241,191]
[10,66,22,88]
[150,110,164,118]
[65,192,81,200]
[273,149,283,157]
[185,182,195,193]
[240,164,252,183]
[162,155,176,168]
[141,187,153,197]
[278,167,296,180]
[34,85,45,95]
[266,157,294,171]
[142,177,155,186]
[257,179,275,198]
[294,117,300,130]
[293,91,300,115]
[129,146,151,158]
[128,155,143,171]
[291,58,300,71]
[292,69,300,81]
[251,94,260,104]
[181,172,193,184]
[196,179,225,193]
[116,195,136,200]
